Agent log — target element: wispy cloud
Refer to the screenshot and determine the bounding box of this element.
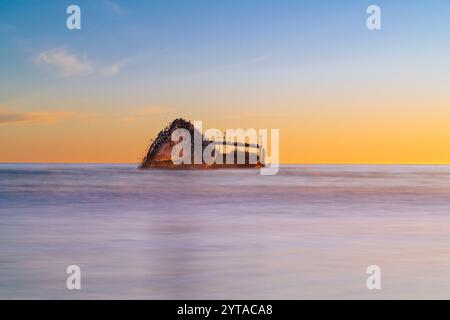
[0,113,30,124]
[99,63,122,77]
[35,49,93,77]
[35,48,162,78]
[0,109,95,125]
[188,51,280,80]
[237,53,278,67]
[98,59,130,78]
[99,49,167,78]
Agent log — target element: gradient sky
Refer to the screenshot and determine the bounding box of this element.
[1,0,450,163]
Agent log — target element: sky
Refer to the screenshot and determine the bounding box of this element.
[1,0,450,164]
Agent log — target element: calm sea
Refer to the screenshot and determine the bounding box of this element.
[1,164,450,299]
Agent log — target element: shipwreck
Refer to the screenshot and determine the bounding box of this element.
[140,118,265,169]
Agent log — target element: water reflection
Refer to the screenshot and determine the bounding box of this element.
[0,164,450,299]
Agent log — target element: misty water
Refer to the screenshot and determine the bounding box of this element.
[1,164,450,299]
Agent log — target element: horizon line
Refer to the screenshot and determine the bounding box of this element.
[1,162,450,166]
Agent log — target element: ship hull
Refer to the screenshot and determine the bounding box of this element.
[140,161,264,170]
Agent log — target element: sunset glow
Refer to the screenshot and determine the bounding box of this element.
[1,0,449,164]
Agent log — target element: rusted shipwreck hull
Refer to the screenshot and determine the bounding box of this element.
[140,118,264,169]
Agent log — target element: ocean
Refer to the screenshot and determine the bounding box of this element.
[1,164,450,299]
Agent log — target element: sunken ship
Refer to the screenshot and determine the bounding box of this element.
[140,118,264,169]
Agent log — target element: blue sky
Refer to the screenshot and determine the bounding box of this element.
[1,1,450,107]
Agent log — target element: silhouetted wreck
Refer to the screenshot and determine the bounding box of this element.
[140,118,264,169]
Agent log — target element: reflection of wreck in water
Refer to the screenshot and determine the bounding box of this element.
[140,118,264,169]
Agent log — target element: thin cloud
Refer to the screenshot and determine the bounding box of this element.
[189,51,281,79]
[0,113,29,124]
[98,59,130,78]
[35,49,92,77]
[238,53,277,66]
[35,48,163,78]
[0,109,95,125]
[99,63,122,77]
[98,50,167,78]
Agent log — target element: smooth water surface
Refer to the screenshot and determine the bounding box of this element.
[1,164,450,299]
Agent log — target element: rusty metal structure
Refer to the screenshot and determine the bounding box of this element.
[140,118,263,169]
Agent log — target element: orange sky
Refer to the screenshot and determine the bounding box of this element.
[1,99,450,164]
